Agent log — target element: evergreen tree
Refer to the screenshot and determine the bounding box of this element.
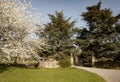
[42,11,76,59]
[76,1,120,66]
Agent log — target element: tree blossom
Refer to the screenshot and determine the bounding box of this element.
[0,0,46,65]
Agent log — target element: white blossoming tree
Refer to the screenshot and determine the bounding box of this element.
[0,0,47,67]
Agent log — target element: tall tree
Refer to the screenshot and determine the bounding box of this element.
[42,11,76,59]
[76,1,120,66]
[0,0,46,65]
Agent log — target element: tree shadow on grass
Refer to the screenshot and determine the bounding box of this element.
[0,64,9,73]
[0,63,30,73]
[0,63,38,73]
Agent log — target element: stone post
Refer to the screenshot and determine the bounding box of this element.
[71,53,74,67]
[92,55,96,66]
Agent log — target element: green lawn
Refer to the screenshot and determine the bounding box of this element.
[0,66,106,82]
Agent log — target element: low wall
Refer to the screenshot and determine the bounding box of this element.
[40,60,59,68]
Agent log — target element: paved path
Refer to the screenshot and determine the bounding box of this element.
[74,66,120,82]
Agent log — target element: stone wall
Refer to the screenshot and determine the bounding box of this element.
[40,59,59,68]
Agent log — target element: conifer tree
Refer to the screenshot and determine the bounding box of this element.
[42,11,76,59]
[76,1,120,66]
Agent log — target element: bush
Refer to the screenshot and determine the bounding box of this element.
[94,60,120,69]
[59,59,71,68]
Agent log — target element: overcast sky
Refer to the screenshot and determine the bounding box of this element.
[31,0,120,28]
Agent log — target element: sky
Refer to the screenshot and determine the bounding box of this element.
[31,0,120,28]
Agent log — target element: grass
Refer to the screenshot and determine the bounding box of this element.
[0,66,106,82]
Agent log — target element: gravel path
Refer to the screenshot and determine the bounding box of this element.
[74,66,120,82]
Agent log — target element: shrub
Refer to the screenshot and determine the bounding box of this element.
[59,59,71,68]
[94,60,120,69]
